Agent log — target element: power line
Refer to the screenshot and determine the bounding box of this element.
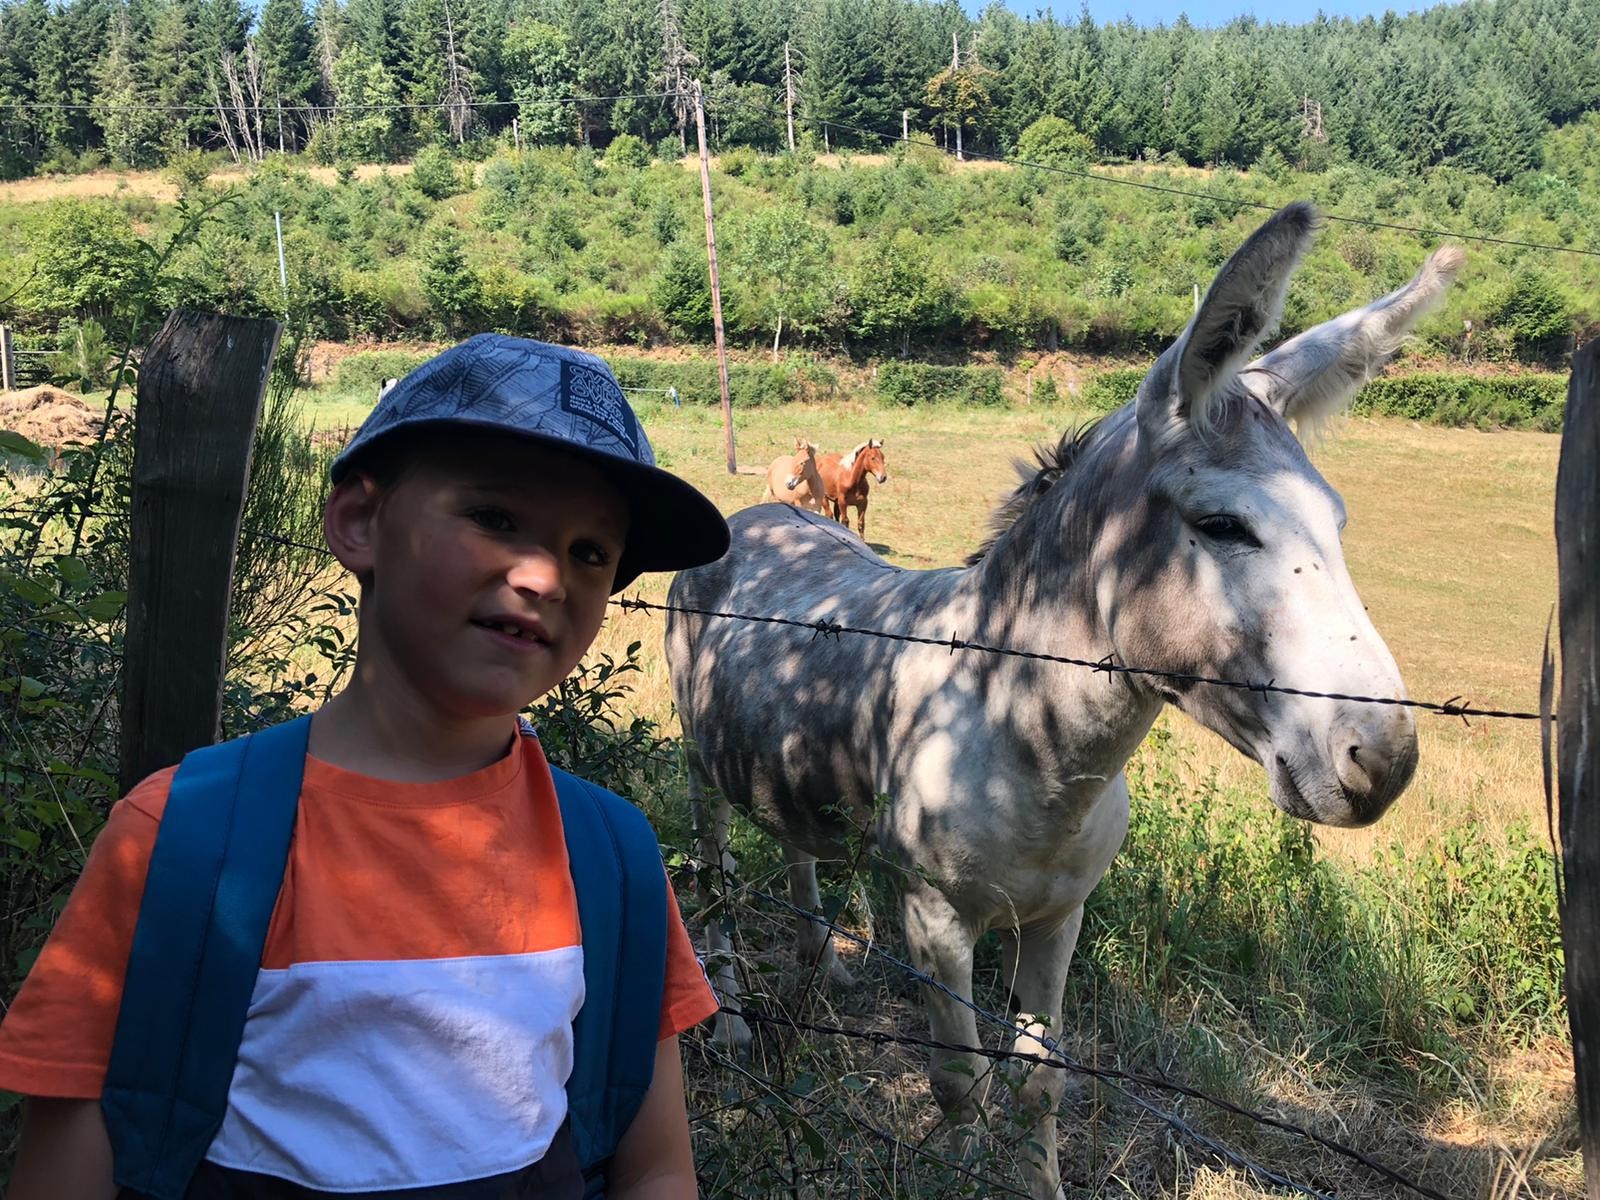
[714,95,1600,263]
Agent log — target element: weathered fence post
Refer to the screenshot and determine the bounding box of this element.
[1,324,15,391]
[1558,340,1600,1199]
[118,310,282,794]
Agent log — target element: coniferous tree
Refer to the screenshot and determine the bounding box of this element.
[258,0,318,150]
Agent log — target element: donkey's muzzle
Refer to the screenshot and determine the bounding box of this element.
[1329,706,1418,824]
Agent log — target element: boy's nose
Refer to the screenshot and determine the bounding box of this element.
[506,548,566,599]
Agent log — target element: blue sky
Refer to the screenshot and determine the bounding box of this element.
[1029,0,1433,27]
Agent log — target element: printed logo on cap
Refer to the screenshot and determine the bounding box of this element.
[560,360,641,459]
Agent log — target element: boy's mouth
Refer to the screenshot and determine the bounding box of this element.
[471,617,551,646]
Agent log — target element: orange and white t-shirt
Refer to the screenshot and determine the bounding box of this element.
[0,732,717,1195]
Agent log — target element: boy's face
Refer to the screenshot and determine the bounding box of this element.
[328,431,629,721]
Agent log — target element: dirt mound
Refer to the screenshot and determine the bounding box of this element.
[0,386,100,449]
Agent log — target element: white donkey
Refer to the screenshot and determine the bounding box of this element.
[666,204,1459,1199]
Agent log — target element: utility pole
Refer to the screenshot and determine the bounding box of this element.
[950,32,964,162]
[693,81,736,474]
[902,108,909,141]
[784,41,797,152]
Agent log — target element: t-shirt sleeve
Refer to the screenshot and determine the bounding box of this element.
[658,877,717,1040]
[0,770,173,1099]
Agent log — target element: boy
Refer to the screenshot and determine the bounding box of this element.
[0,335,731,1199]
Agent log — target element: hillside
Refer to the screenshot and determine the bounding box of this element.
[1,131,1595,374]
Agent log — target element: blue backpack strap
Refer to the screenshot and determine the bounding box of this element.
[102,716,311,1200]
[550,765,668,1193]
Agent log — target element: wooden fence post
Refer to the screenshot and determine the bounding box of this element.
[1557,340,1600,1199]
[118,310,282,794]
[1,324,15,391]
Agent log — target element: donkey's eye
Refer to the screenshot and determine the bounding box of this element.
[1194,514,1259,547]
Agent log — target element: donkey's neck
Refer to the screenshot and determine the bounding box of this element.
[964,416,1161,777]
[844,453,871,491]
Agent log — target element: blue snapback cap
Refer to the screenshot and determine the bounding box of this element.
[331,334,728,591]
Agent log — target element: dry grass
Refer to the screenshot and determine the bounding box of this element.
[589,399,1558,863]
[0,161,413,205]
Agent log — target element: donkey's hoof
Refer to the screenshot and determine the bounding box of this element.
[826,958,856,988]
[712,1011,753,1057]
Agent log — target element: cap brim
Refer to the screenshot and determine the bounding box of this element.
[333,417,729,593]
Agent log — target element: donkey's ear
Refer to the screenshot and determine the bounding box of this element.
[1137,202,1319,443]
[1240,245,1463,438]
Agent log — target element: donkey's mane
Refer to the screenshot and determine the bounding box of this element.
[839,441,869,470]
[965,420,1102,566]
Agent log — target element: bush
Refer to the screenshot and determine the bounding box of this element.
[1014,115,1094,168]
[1081,366,1147,411]
[1487,271,1573,364]
[876,361,1003,406]
[604,133,651,171]
[332,348,432,394]
[48,318,117,390]
[1351,372,1568,431]
[651,242,714,340]
[26,200,150,321]
[411,144,464,200]
[608,358,835,408]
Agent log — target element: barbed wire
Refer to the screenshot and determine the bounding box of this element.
[614,595,1544,722]
[714,95,1600,263]
[728,1006,1451,1200]
[698,1039,1039,1199]
[0,506,1548,724]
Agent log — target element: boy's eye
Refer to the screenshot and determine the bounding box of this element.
[468,508,516,533]
[572,540,613,568]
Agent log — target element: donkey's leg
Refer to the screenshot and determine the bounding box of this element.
[1002,910,1082,1200]
[854,496,868,539]
[690,764,751,1054]
[784,845,854,986]
[903,888,988,1163]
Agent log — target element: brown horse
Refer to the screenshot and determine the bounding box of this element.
[816,439,888,538]
[761,438,827,513]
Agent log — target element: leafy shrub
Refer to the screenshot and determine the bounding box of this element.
[876,361,1003,406]
[1015,115,1094,167]
[332,349,431,396]
[411,144,464,200]
[608,358,834,408]
[1351,372,1568,431]
[1032,373,1059,404]
[604,133,650,170]
[1080,366,1146,411]
[26,200,151,321]
[1487,271,1573,364]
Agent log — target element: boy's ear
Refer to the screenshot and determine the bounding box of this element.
[323,474,383,583]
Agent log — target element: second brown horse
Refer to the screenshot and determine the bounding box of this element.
[816,439,888,539]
